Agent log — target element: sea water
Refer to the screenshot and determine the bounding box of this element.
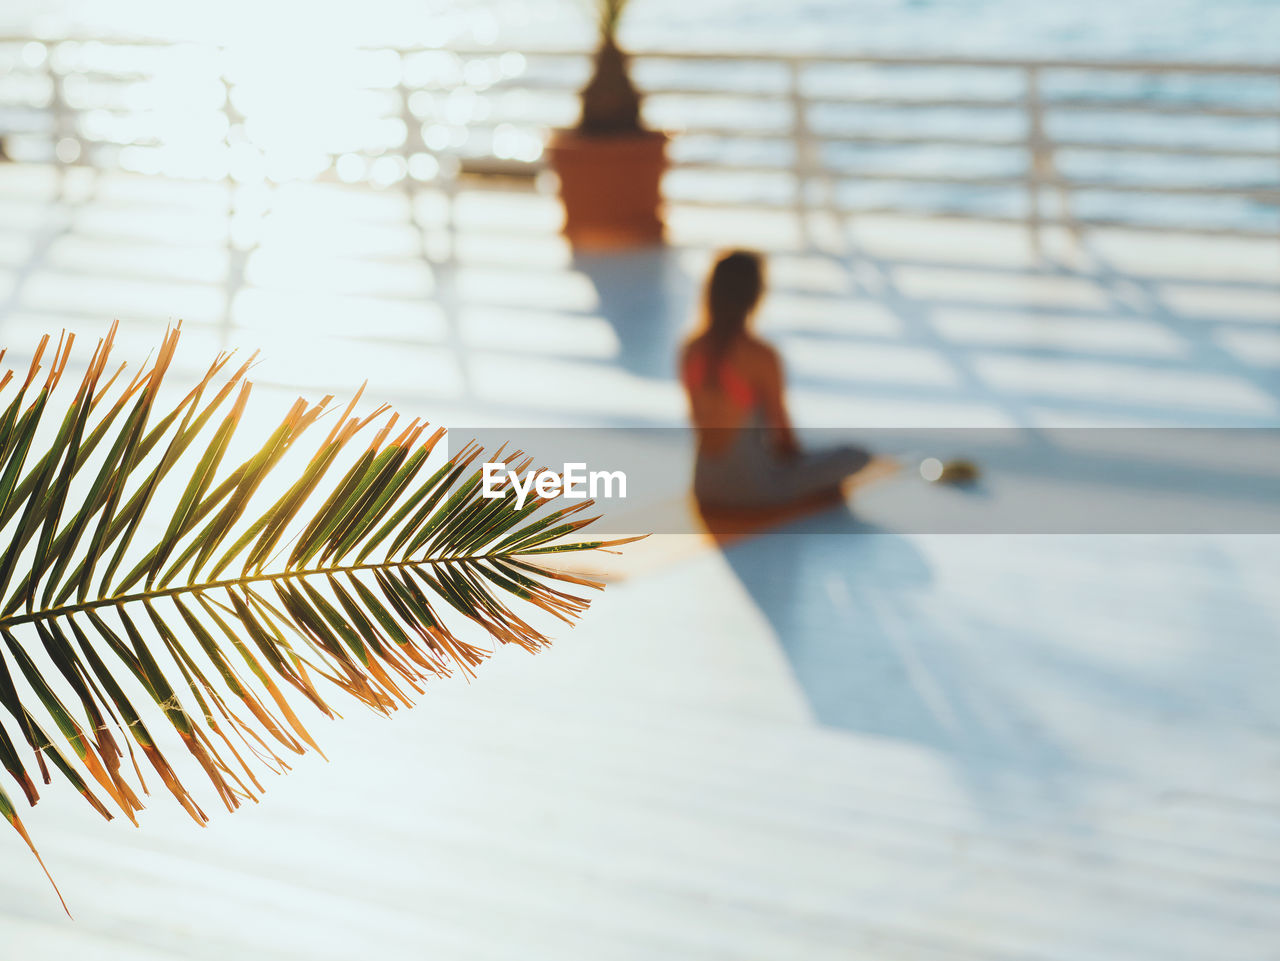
[4,0,1278,60]
[1,0,1276,231]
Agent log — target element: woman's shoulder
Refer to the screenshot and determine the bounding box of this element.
[737,336,782,369]
[680,335,706,370]
[682,333,778,369]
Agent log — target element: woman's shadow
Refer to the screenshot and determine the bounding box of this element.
[712,505,953,743]
[711,504,1072,787]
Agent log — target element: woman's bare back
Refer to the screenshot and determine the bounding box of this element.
[681,334,793,456]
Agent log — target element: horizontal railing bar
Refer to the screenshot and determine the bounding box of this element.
[38,134,1279,188]
[649,92,1018,109]
[6,69,157,83]
[8,63,1276,112]
[21,133,1279,180]
[495,82,1280,116]
[438,45,1280,76]
[649,91,1280,117]
[820,134,1278,158]
[17,125,1280,170]
[671,164,1026,186]
[1042,140,1280,158]
[667,196,1280,235]
[1048,99,1279,117]
[667,128,1008,144]
[21,114,1277,163]
[1,36,1278,75]
[13,69,1279,123]
[658,126,1280,157]
[670,163,1280,197]
[1051,181,1280,198]
[681,129,1022,146]
[667,162,800,176]
[1041,217,1280,236]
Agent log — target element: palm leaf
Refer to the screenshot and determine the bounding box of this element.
[587,0,632,39]
[0,323,640,913]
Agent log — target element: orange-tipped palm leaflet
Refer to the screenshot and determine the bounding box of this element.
[0,324,640,914]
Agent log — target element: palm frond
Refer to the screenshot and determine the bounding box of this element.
[579,0,632,40]
[0,324,638,913]
[598,0,632,38]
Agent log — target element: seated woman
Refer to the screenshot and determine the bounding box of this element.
[681,249,873,512]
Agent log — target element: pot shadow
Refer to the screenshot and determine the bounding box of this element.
[572,246,695,379]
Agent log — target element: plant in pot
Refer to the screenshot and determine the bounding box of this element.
[548,0,668,249]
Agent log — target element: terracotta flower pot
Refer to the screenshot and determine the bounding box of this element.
[547,130,668,250]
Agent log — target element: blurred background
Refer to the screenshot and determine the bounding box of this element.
[0,1,1278,959]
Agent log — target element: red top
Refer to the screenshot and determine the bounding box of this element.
[682,349,756,410]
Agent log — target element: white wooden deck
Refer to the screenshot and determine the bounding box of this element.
[0,162,1278,959]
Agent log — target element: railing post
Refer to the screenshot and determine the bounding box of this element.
[221,65,233,184]
[789,57,815,249]
[1025,64,1044,255]
[397,51,424,189]
[46,44,72,176]
[219,54,236,347]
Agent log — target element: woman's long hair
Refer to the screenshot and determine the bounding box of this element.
[696,250,765,383]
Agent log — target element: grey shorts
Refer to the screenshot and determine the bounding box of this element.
[694,431,871,510]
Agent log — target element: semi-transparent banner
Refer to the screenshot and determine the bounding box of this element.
[447,427,1280,534]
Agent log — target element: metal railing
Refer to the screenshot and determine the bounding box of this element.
[1,37,1277,240]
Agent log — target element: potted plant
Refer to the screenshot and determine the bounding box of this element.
[548,0,668,249]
